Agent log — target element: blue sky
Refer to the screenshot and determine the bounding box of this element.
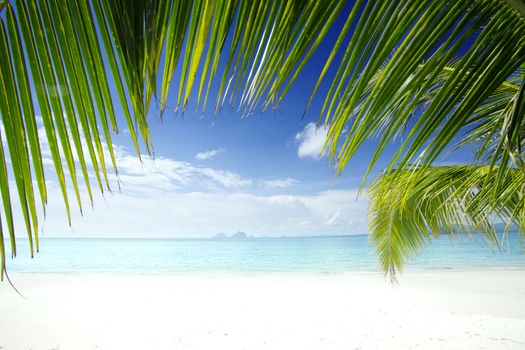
[31,87,374,237]
[28,109,371,237]
[4,3,476,238]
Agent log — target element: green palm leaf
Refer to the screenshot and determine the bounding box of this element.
[0,0,152,278]
[315,1,524,176]
[370,165,525,282]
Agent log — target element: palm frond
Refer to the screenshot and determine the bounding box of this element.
[370,165,525,282]
[311,1,525,185]
[304,1,525,279]
[353,61,523,178]
[0,0,150,279]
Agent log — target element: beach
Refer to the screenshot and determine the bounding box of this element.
[1,269,525,349]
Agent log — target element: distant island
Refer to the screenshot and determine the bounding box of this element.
[212,231,251,240]
[231,231,249,239]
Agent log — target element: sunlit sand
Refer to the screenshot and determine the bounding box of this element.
[1,270,524,349]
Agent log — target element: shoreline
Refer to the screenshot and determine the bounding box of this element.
[1,269,525,349]
[6,263,525,278]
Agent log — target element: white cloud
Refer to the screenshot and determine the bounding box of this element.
[295,122,328,159]
[34,186,368,238]
[112,148,252,193]
[195,148,225,160]
[260,178,300,189]
[26,123,250,193]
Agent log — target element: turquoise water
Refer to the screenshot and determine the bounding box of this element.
[5,234,525,275]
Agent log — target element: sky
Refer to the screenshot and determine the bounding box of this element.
[21,111,369,238]
[24,94,372,238]
[3,2,476,239]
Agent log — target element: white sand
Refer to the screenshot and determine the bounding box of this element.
[1,270,525,349]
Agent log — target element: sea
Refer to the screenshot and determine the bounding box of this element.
[6,234,525,275]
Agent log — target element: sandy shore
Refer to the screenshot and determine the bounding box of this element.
[1,270,525,349]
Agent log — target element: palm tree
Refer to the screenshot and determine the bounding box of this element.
[0,0,523,281]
